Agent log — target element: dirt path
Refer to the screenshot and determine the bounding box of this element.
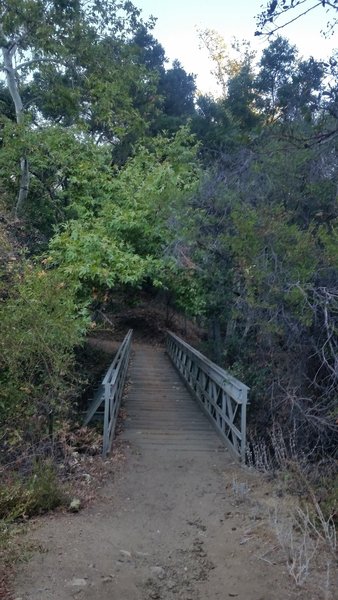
[14,345,315,600]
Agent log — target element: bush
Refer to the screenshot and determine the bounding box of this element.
[0,460,67,521]
[0,264,89,425]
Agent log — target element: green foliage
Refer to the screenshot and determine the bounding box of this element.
[0,122,114,233]
[1,0,198,210]
[154,60,196,134]
[0,264,89,420]
[0,0,161,217]
[182,113,338,454]
[0,3,337,483]
[0,461,66,521]
[160,265,206,317]
[50,220,161,288]
[255,37,324,121]
[50,128,200,291]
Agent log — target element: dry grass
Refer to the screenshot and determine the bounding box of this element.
[244,425,337,596]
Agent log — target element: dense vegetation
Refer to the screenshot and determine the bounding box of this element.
[0,0,337,496]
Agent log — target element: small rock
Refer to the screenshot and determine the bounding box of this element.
[120,549,132,558]
[68,578,87,587]
[150,566,165,580]
[69,498,81,512]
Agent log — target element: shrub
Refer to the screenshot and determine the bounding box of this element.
[0,460,67,521]
[0,264,89,425]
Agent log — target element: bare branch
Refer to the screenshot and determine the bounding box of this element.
[256,0,338,37]
[256,2,323,37]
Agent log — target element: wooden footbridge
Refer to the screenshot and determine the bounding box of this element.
[84,331,249,462]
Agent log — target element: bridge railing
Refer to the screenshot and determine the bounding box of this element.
[84,330,133,456]
[166,331,249,461]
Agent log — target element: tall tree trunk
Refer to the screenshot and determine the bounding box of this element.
[2,44,30,217]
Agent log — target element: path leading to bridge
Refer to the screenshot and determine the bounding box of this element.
[14,343,304,600]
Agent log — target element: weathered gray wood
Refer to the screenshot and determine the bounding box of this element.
[84,330,133,456]
[166,331,249,461]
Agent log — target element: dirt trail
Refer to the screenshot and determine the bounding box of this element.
[14,344,312,600]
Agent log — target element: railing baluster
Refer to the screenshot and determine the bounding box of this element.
[166,331,249,461]
[84,330,133,456]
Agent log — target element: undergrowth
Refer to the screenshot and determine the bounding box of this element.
[0,458,67,596]
[0,460,67,521]
[247,424,338,521]
[245,425,337,594]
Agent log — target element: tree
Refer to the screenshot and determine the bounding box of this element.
[131,24,166,71]
[110,34,196,163]
[192,34,261,160]
[254,37,325,122]
[227,56,260,129]
[255,36,297,119]
[197,28,241,96]
[49,127,200,292]
[0,123,120,236]
[191,95,234,162]
[0,0,153,215]
[167,33,338,456]
[175,128,338,455]
[1,1,78,214]
[154,60,196,134]
[255,1,338,37]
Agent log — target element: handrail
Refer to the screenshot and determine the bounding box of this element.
[84,330,133,456]
[166,331,249,461]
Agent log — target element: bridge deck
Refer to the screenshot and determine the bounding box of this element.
[122,343,224,453]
